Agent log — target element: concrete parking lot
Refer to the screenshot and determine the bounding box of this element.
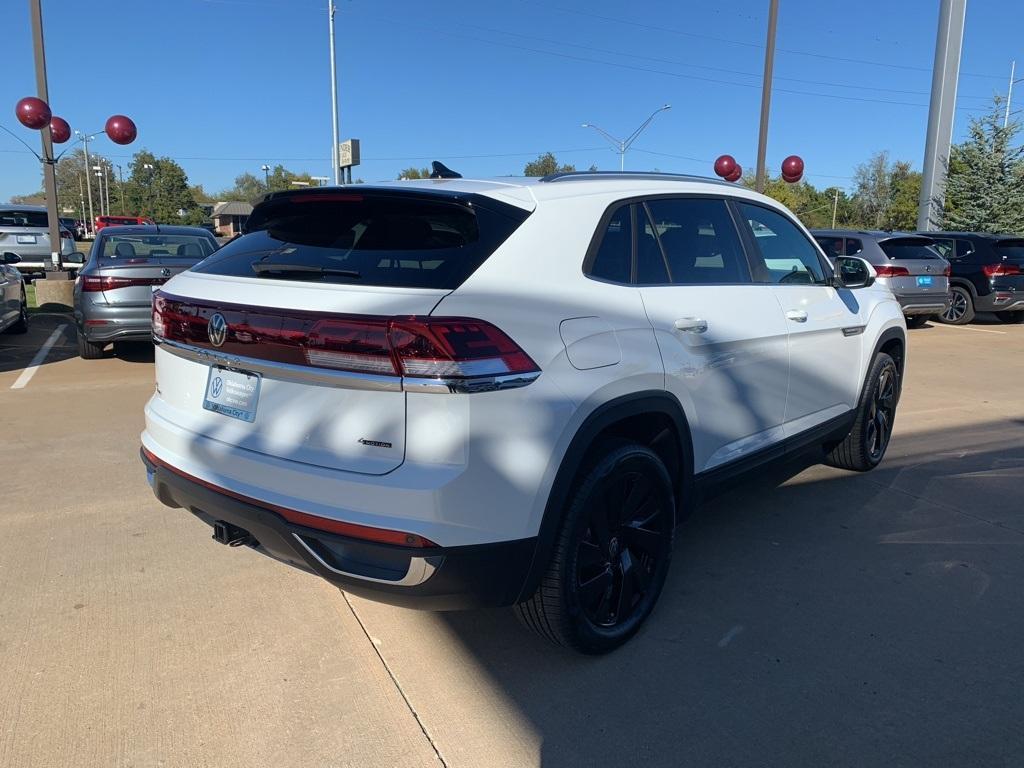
[1,313,1022,768]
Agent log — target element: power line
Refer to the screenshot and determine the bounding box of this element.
[520,1,1004,80]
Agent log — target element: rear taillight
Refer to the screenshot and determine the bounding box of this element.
[82,275,166,292]
[153,294,539,381]
[874,265,910,277]
[942,264,951,277]
[983,262,1022,277]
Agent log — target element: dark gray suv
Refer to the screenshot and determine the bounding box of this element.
[812,230,951,328]
[73,226,218,358]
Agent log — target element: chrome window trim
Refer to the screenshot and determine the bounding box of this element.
[155,336,541,394]
[291,534,439,587]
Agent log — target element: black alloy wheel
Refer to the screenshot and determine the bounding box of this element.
[865,361,897,462]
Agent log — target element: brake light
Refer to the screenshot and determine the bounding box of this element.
[942,264,951,277]
[874,265,910,277]
[152,294,539,381]
[983,262,1022,277]
[82,275,166,292]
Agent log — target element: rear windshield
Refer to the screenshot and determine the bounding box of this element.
[190,192,530,289]
[879,238,943,260]
[98,234,216,264]
[995,240,1024,262]
[0,209,48,228]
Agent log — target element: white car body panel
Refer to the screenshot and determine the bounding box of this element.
[143,175,905,550]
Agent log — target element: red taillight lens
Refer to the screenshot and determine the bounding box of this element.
[152,293,539,381]
[305,318,396,375]
[874,265,910,277]
[983,262,1022,277]
[82,275,165,292]
[389,318,539,378]
[942,264,951,277]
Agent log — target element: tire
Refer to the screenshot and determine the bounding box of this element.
[995,310,1024,324]
[940,286,974,325]
[904,315,930,329]
[77,332,105,359]
[516,441,675,654]
[825,352,899,472]
[6,292,29,334]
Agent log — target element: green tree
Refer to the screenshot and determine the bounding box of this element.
[397,167,431,180]
[882,161,922,231]
[218,172,265,202]
[940,97,1024,232]
[524,152,575,177]
[121,150,204,224]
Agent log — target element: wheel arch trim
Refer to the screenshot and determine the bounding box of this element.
[517,390,694,602]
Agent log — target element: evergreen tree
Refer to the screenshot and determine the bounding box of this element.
[940,97,1024,232]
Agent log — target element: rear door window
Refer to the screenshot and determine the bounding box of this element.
[643,198,749,285]
[192,192,529,289]
[930,238,955,259]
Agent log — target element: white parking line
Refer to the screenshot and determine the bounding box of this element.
[10,325,67,390]
[927,323,1006,335]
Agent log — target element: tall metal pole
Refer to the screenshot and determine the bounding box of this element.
[78,173,86,234]
[918,0,966,231]
[117,165,125,214]
[29,0,63,270]
[81,136,95,234]
[754,0,779,193]
[328,0,341,185]
[103,165,111,216]
[831,188,839,228]
[1006,60,1017,129]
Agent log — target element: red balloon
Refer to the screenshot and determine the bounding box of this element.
[781,155,804,182]
[725,165,742,183]
[15,96,52,130]
[105,114,137,145]
[714,154,737,178]
[49,116,71,144]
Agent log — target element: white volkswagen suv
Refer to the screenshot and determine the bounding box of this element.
[141,171,905,654]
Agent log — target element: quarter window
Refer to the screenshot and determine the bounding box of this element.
[643,198,749,284]
[737,203,827,285]
[587,204,632,283]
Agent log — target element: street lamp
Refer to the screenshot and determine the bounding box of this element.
[260,164,271,190]
[582,104,671,171]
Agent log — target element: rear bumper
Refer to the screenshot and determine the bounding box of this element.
[976,292,1024,313]
[140,448,537,610]
[893,294,950,316]
[77,304,153,342]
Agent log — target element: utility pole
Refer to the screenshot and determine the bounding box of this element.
[116,164,125,214]
[918,0,966,231]
[328,0,341,186]
[755,0,780,193]
[29,0,62,270]
[831,188,839,228]
[78,173,86,233]
[80,133,95,234]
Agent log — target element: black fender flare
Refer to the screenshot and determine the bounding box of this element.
[949,277,978,298]
[867,325,907,403]
[516,390,694,602]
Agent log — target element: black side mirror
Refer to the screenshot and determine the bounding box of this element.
[833,256,875,289]
[2,252,21,265]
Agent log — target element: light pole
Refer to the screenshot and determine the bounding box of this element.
[582,104,672,171]
[76,131,97,234]
[328,0,341,185]
[754,0,780,193]
[93,167,105,216]
[1006,60,1023,128]
[261,164,271,191]
[116,164,125,214]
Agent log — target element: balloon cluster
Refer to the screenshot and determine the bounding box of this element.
[713,154,742,183]
[713,153,805,184]
[15,96,136,146]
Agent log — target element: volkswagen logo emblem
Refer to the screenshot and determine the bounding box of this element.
[925,265,932,273]
[161,267,172,278]
[208,313,228,348]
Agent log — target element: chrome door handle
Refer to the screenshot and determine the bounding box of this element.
[785,310,808,323]
[674,317,708,333]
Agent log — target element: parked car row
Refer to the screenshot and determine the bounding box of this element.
[811,229,1024,326]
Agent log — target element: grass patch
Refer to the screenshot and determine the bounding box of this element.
[26,283,37,308]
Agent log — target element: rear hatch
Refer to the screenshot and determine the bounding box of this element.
[876,237,950,297]
[88,234,217,305]
[150,187,532,475]
[989,239,1024,290]
[0,208,52,261]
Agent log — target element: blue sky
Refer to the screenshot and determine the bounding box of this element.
[1,0,1019,203]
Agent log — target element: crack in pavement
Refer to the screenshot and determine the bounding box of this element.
[340,592,449,768]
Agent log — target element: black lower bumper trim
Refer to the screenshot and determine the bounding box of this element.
[141,449,536,610]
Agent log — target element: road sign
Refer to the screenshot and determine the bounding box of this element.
[339,139,360,169]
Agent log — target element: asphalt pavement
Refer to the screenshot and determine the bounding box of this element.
[1,315,1022,768]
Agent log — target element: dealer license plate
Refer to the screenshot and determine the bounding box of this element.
[202,366,261,422]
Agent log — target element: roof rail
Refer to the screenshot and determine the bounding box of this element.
[538,170,734,186]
